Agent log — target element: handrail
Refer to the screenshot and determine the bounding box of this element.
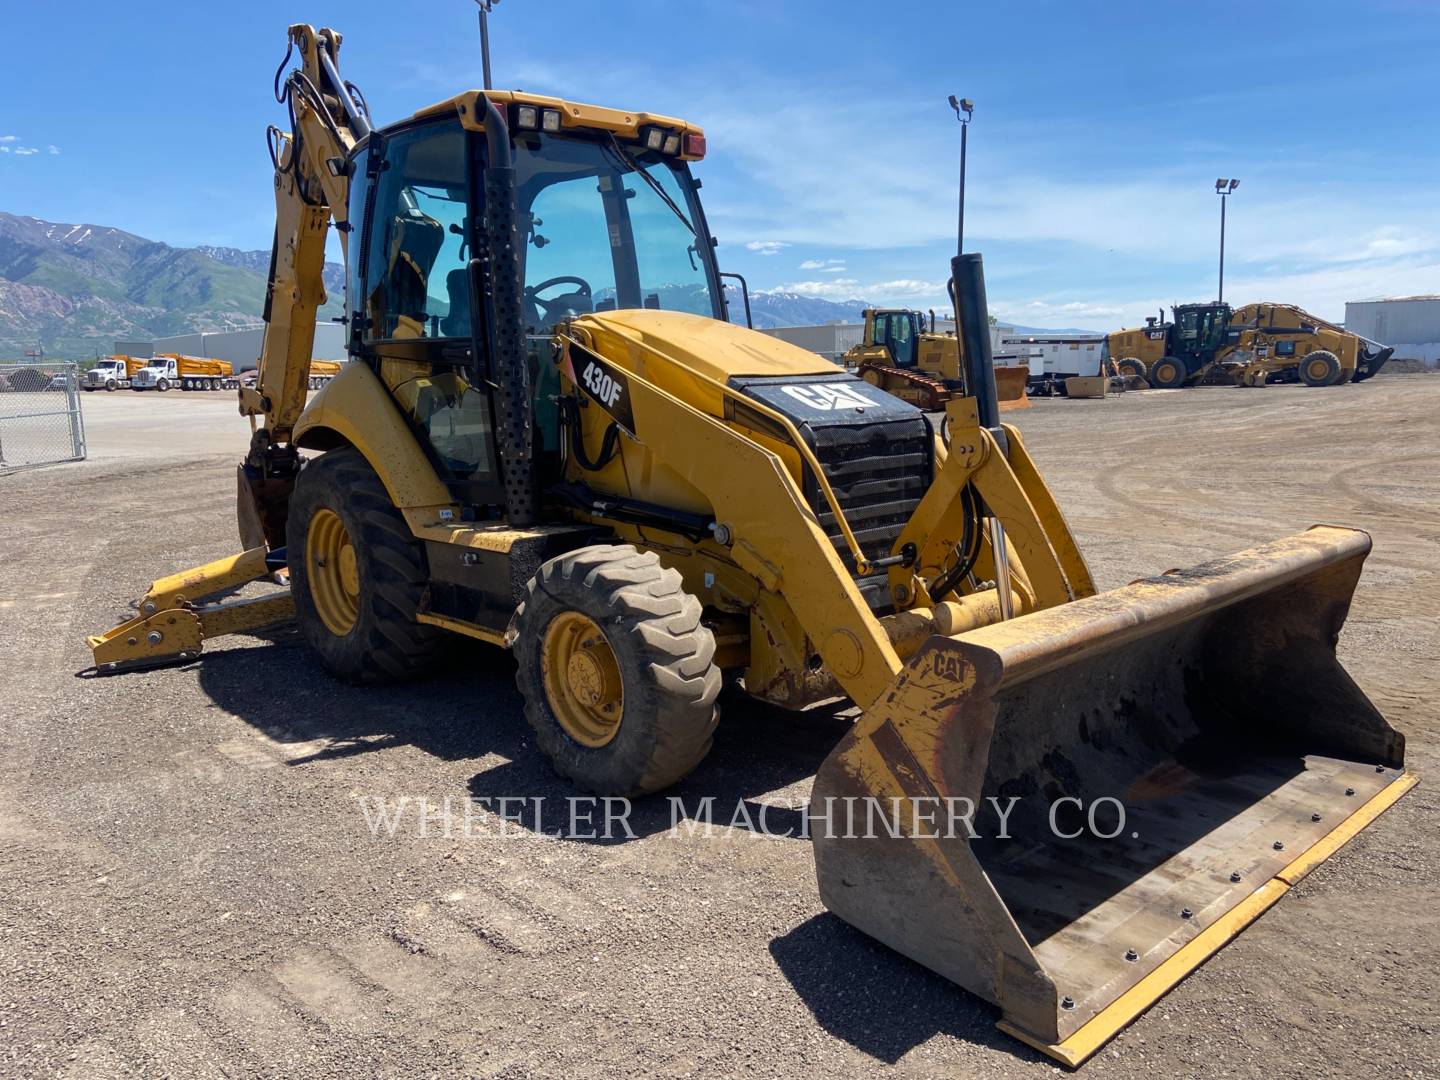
[559,323,881,575]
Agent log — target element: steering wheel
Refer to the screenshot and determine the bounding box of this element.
[524,275,594,325]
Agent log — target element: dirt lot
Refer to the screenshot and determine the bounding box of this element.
[3,378,1438,1078]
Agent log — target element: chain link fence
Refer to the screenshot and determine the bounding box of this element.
[0,363,87,472]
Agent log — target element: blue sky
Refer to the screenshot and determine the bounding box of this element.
[2,0,1436,329]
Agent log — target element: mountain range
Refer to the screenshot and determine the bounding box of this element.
[0,213,344,360]
[0,211,1093,359]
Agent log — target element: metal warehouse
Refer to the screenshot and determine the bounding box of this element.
[113,322,348,369]
[1345,296,1440,363]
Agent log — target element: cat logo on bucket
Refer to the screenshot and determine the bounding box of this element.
[780,382,875,412]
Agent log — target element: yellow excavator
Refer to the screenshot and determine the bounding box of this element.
[842,307,1030,411]
[87,25,1414,1067]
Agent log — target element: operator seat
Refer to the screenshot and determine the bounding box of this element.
[381,207,444,336]
[441,268,471,338]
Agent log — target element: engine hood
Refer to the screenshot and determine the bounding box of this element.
[574,309,839,383]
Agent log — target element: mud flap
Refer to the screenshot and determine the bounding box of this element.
[811,525,1414,1066]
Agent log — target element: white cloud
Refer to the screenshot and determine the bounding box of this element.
[14,147,39,156]
[798,257,847,270]
[772,278,862,298]
[47,145,60,155]
[746,240,790,255]
[994,298,1126,324]
[0,135,15,143]
[770,276,947,304]
[693,85,1439,325]
[0,147,8,154]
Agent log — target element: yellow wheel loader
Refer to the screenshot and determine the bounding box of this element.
[86,25,1415,1067]
[842,308,1030,411]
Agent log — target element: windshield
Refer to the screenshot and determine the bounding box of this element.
[512,133,722,331]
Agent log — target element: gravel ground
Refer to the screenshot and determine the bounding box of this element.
[2,377,1437,1078]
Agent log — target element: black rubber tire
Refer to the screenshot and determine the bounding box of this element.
[1299,350,1342,387]
[287,447,447,684]
[105,380,116,391]
[512,544,721,796]
[1150,357,1187,388]
[1117,357,1148,380]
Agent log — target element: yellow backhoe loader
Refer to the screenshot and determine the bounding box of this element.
[843,307,1030,411]
[86,25,1414,1067]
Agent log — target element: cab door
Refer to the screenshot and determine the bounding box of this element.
[349,119,506,510]
[875,312,919,368]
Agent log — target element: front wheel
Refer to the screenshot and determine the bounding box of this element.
[1116,357,1147,380]
[1149,357,1187,388]
[512,544,721,796]
[287,447,447,683]
[157,378,171,392]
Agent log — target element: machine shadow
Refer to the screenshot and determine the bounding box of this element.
[465,685,858,842]
[195,634,525,764]
[769,915,1041,1066]
[194,632,855,841]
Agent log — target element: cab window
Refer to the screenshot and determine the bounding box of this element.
[362,123,471,341]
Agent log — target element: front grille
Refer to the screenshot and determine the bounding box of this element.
[807,421,932,570]
[727,372,934,611]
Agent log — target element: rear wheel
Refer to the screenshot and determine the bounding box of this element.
[512,544,721,796]
[287,447,446,684]
[1150,357,1187,388]
[1117,357,1147,379]
[1299,351,1342,387]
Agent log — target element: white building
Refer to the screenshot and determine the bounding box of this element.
[114,323,348,369]
[1344,296,1440,364]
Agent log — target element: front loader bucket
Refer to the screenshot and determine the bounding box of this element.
[812,526,1413,1067]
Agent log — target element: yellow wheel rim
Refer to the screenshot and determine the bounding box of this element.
[308,508,360,636]
[541,612,624,747]
[1157,362,1179,384]
[1306,357,1329,382]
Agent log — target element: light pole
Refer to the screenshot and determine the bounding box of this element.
[1215,177,1239,302]
[949,96,974,257]
[475,0,500,91]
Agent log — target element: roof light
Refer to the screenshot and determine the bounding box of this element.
[516,105,539,130]
[683,132,706,158]
[541,108,562,132]
[644,126,665,151]
[662,133,680,155]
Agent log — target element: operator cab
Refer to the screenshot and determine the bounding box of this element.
[1171,302,1232,362]
[869,310,922,368]
[344,93,722,510]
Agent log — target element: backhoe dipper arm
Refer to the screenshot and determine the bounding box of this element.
[241,24,366,442]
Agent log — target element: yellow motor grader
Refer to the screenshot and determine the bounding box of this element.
[842,307,1030,411]
[87,25,1414,1067]
[1107,301,1393,388]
